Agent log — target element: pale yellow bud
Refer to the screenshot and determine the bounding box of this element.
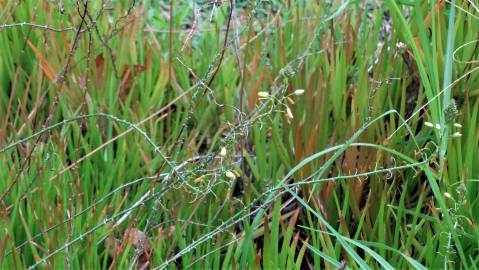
[294,89,305,95]
[424,122,434,128]
[225,171,236,179]
[286,107,294,119]
[452,132,462,138]
[257,92,269,98]
[287,97,295,104]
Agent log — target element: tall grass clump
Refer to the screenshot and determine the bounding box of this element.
[1,0,479,269]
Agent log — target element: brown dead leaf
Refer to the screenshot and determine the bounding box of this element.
[119,64,147,101]
[26,40,57,81]
[95,54,105,82]
[106,228,152,270]
[124,228,152,270]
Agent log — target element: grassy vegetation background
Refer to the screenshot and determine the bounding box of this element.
[1,0,479,269]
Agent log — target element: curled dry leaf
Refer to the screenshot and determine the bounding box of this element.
[120,64,148,101]
[95,53,105,82]
[105,228,152,270]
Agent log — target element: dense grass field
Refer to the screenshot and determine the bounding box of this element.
[1,0,479,269]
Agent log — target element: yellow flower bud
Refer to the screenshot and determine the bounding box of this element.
[225,171,236,179]
[257,92,269,98]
